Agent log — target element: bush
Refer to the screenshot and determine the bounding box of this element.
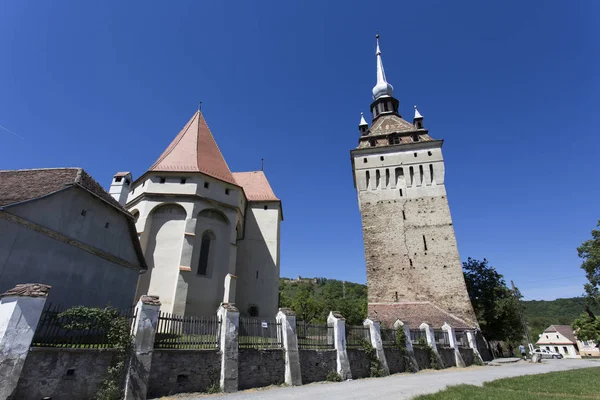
[326,370,343,382]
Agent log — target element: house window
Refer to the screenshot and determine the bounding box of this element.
[204,182,209,189]
[563,346,568,354]
[554,347,559,353]
[546,335,548,339]
[556,335,559,339]
[197,232,212,276]
[159,177,166,184]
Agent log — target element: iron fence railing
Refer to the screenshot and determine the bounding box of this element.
[434,330,450,347]
[455,331,469,348]
[31,303,137,348]
[381,328,398,348]
[410,329,427,345]
[238,318,282,349]
[345,325,371,348]
[296,321,334,349]
[154,312,220,349]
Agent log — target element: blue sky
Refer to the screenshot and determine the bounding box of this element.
[1,1,598,301]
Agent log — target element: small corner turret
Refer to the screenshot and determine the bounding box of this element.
[109,171,132,206]
[358,112,369,136]
[413,105,424,129]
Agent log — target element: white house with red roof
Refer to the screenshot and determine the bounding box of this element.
[536,325,579,358]
[110,110,282,317]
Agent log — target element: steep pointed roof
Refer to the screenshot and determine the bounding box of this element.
[232,171,279,201]
[149,111,236,185]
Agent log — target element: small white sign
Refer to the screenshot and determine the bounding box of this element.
[261,321,268,328]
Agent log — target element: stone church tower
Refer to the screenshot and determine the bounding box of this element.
[351,36,478,329]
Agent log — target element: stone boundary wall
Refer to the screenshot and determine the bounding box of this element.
[346,349,371,379]
[383,347,406,374]
[13,347,118,400]
[438,347,456,368]
[298,349,337,383]
[459,347,475,365]
[147,349,220,398]
[413,347,432,369]
[238,349,285,390]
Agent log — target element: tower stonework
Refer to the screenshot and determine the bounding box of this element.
[351,36,478,329]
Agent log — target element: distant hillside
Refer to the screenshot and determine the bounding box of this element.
[279,277,595,338]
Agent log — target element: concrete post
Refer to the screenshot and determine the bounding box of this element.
[124,295,161,400]
[419,322,444,368]
[363,318,389,375]
[217,304,239,393]
[466,330,483,363]
[442,322,465,368]
[276,309,302,386]
[0,283,51,399]
[393,320,419,372]
[223,274,237,304]
[327,311,351,380]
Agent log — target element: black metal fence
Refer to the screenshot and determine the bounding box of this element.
[154,312,220,349]
[296,321,334,349]
[410,329,427,345]
[345,325,371,348]
[31,303,137,348]
[238,318,282,349]
[381,327,398,348]
[434,330,450,347]
[455,331,469,348]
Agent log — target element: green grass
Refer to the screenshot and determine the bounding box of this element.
[414,367,600,400]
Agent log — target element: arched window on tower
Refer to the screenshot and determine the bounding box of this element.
[198,231,215,276]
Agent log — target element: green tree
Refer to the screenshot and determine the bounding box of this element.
[291,285,323,322]
[573,220,600,342]
[463,257,524,343]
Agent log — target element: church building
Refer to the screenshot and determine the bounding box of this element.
[351,36,478,329]
[110,110,282,317]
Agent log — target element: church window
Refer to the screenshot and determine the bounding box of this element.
[409,167,414,185]
[423,235,428,251]
[393,136,401,144]
[376,170,381,188]
[412,134,419,142]
[429,164,434,183]
[399,189,403,197]
[380,156,384,161]
[159,177,166,184]
[384,102,389,112]
[419,165,424,185]
[363,158,367,163]
[370,139,376,147]
[197,232,212,276]
[428,151,432,156]
[204,182,209,189]
[105,222,110,229]
[248,305,259,317]
[256,270,259,279]
[115,176,122,183]
[264,205,268,210]
[180,178,186,184]
[366,171,370,189]
[125,179,131,186]
[225,188,230,195]
[80,209,87,217]
[385,169,390,187]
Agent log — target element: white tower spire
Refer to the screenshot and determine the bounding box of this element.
[414,105,423,119]
[372,34,394,100]
[359,112,368,126]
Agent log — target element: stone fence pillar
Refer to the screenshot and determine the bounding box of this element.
[217,304,239,393]
[363,318,389,375]
[0,283,51,399]
[327,311,351,380]
[124,295,161,400]
[276,309,302,386]
[394,320,419,372]
[466,330,483,363]
[442,322,465,368]
[419,322,444,368]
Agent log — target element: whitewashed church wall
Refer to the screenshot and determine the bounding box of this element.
[0,218,139,310]
[235,202,281,317]
[8,188,138,265]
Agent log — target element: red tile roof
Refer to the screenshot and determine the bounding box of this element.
[232,171,279,201]
[544,325,577,344]
[369,302,477,329]
[0,168,146,270]
[149,111,236,185]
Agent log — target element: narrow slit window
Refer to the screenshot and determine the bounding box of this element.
[419,165,424,185]
[409,258,413,266]
[204,182,209,189]
[256,270,259,279]
[395,291,398,301]
[399,188,403,197]
[429,164,434,183]
[197,233,212,276]
[366,171,370,189]
[385,169,390,188]
[225,188,230,195]
[409,167,414,186]
[402,210,406,220]
[376,170,381,188]
[423,235,428,251]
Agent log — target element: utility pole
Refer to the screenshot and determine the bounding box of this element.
[511,280,534,353]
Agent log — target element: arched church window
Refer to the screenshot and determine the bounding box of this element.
[198,231,214,276]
